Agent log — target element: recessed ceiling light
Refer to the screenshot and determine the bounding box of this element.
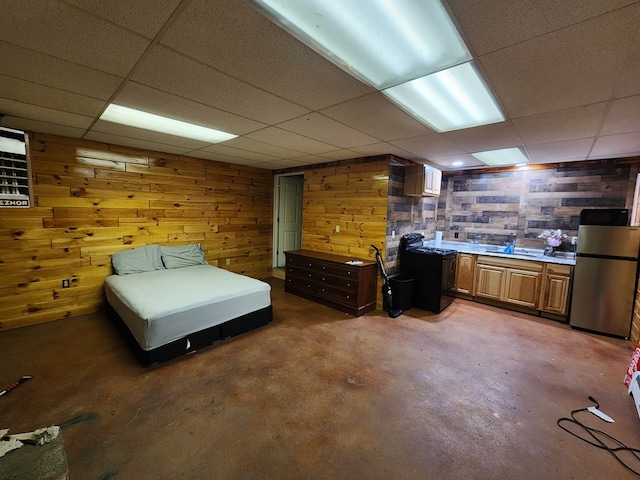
[452,160,464,167]
[471,148,529,166]
[100,104,237,144]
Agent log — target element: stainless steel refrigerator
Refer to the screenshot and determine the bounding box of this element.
[569,225,640,337]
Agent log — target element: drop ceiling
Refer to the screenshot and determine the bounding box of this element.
[0,0,639,171]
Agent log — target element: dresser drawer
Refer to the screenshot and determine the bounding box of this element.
[287,255,318,270]
[286,266,316,282]
[317,273,358,292]
[317,261,358,278]
[317,284,359,307]
[286,276,317,294]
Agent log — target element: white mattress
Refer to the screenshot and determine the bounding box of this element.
[104,265,271,351]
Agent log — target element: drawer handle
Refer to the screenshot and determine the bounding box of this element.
[308,263,312,267]
[346,295,350,299]
[308,273,312,277]
[347,283,351,287]
[347,271,351,275]
[322,277,326,281]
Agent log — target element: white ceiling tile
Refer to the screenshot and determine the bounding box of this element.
[320,93,434,141]
[443,121,522,152]
[91,120,210,150]
[480,5,640,118]
[0,0,150,76]
[1,116,85,138]
[0,98,93,129]
[186,149,270,168]
[526,138,594,162]
[245,127,338,154]
[277,113,379,148]
[223,137,305,158]
[615,33,640,98]
[63,0,182,38]
[112,82,266,135]
[351,142,415,160]
[0,74,105,116]
[132,46,310,124]
[83,131,193,155]
[0,41,122,100]
[600,95,640,136]
[391,134,467,157]
[317,150,363,161]
[513,103,608,144]
[159,0,373,110]
[197,143,281,162]
[449,0,637,55]
[590,132,640,158]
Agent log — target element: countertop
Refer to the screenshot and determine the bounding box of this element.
[423,240,576,266]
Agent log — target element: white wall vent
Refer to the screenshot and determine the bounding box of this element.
[0,127,32,208]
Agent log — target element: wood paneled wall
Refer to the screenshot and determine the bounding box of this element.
[0,133,273,331]
[301,159,389,261]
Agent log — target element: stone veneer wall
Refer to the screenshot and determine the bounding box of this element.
[438,162,639,250]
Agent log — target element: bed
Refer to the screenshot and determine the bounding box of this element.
[104,244,272,366]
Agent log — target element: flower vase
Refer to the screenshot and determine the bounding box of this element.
[543,245,556,256]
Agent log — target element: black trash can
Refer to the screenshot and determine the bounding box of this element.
[389,276,414,312]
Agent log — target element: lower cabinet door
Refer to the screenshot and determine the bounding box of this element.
[474,265,506,301]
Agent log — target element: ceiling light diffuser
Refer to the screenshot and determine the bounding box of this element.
[383,62,505,132]
[471,147,529,166]
[100,104,237,144]
[252,0,471,90]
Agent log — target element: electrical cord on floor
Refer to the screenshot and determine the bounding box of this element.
[557,396,640,477]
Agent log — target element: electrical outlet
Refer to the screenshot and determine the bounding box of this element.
[454,232,459,239]
[391,230,396,239]
[62,279,70,288]
[225,258,231,266]
[571,236,578,245]
[335,225,340,233]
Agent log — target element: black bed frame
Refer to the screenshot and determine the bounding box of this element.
[105,303,273,367]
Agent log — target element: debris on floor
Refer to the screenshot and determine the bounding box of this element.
[0,426,60,457]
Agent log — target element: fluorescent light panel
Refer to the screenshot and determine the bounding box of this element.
[253,0,471,90]
[100,104,237,144]
[253,0,504,133]
[383,62,504,132]
[471,148,529,166]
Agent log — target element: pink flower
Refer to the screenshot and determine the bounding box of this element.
[538,228,568,247]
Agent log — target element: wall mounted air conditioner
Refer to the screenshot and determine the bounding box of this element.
[0,127,32,208]
[404,164,442,197]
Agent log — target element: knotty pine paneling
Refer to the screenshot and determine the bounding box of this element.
[0,133,273,330]
[302,160,389,261]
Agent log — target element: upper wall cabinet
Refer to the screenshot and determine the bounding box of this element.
[404,164,442,197]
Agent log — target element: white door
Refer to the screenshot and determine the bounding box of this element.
[276,175,303,267]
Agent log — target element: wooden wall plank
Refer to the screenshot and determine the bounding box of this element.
[0,133,274,331]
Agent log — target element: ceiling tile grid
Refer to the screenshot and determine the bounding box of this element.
[0,0,638,170]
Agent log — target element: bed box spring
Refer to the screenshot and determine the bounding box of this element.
[105,303,273,366]
[104,264,272,366]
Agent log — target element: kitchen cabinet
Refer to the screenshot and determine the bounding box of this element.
[459,252,573,318]
[284,250,377,317]
[474,256,543,309]
[455,253,475,295]
[539,264,573,315]
[404,164,442,197]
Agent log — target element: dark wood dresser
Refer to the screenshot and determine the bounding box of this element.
[284,250,377,317]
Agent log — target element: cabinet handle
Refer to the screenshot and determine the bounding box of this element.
[308,273,312,277]
[346,295,350,299]
[347,271,351,275]
[321,277,325,281]
[347,283,351,287]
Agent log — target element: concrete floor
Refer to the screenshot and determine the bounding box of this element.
[1,278,640,479]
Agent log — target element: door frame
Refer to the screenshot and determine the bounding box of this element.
[273,172,304,268]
